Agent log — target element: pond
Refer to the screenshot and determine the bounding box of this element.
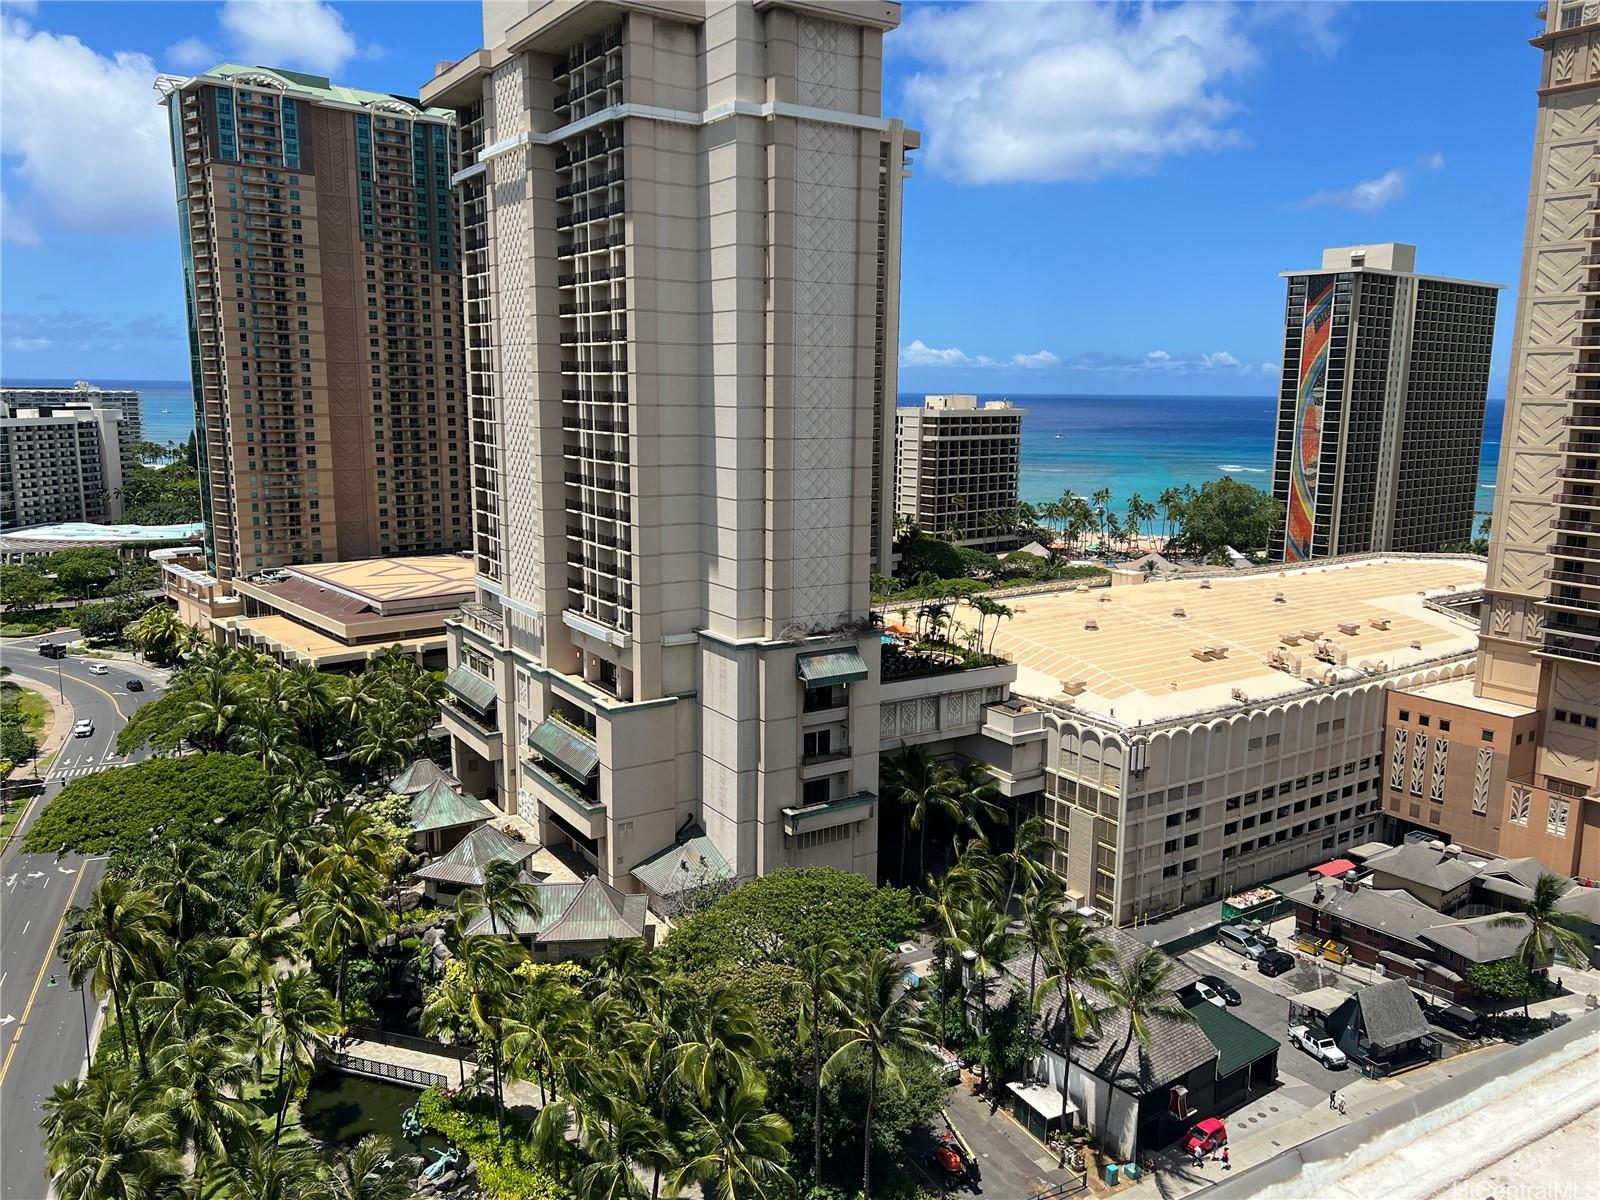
[298,1070,445,1158]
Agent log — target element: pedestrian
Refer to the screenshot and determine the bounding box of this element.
[1329,1088,1336,1110]
[1338,1095,1347,1116]
[1222,1147,1231,1170]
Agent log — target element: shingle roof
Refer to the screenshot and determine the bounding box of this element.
[1287,881,1442,948]
[412,824,537,887]
[1419,914,1531,965]
[631,830,732,896]
[1186,1001,1280,1078]
[1354,978,1432,1048]
[409,779,490,833]
[1364,843,1481,892]
[390,759,458,796]
[466,875,646,944]
[997,926,1212,1096]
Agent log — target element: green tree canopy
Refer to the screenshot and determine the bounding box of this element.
[0,562,52,612]
[23,754,269,858]
[1172,478,1284,556]
[45,547,121,600]
[657,869,918,973]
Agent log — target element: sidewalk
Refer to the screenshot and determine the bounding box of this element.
[340,1036,543,1108]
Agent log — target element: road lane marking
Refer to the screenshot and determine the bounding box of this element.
[19,922,28,937]
[0,860,89,1088]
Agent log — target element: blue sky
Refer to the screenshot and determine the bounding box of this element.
[1,1,1535,396]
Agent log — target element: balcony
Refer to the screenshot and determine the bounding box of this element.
[1539,592,1600,614]
[522,759,605,838]
[1547,567,1600,588]
[441,700,503,760]
[456,600,502,643]
[1534,635,1600,665]
[982,699,1048,745]
[1559,439,1600,453]
[1563,414,1600,427]
[1555,492,1600,507]
[1549,542,1600,560]
[782,790,877,837]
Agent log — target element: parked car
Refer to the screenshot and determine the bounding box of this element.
[1199,974,1242,1006]
[1217,924,1266,960]
[1257,949,1297,977]
[72,719,94,739]
[1182,1118,1227,1156]
[1425,1003,1482,1038]
[126,678,144,692]
[1288,1024,1348,1069]
[86,662,109,675]
[1191,980,1227,1008]
[922,1043,961,1085]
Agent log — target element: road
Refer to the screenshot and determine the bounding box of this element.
[0,634,167,1200]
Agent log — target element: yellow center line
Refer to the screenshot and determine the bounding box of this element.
[0,862,91,1089]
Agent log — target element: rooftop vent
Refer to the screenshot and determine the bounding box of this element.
[1172,607,1187,618]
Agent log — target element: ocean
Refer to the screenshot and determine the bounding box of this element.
[900,392,1504,521]
[2,380,1502,519]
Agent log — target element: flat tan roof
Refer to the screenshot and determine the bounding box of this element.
[1403,675,1537,719]
[968,557,1486,726]
[287,554,475,605]
[236,615,445,666]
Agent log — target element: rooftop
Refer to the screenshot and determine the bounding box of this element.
[1399,675,1538,719]
[1364,842,1488,892]
[1418,914,1532,965]
[0,521,203,552]
[972,556,1485,727]
[466,874,648,944]
[1354,978,1434,1047]
[283,554,475,610]
[1287,880,1446,949]
[180,63,452,119]
[229,614,445,667]
[413,823,539,888]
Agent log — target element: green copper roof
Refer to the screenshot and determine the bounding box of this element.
[529,717,599,780]
[197,64,453,119]
[390,759,458,796]
[631,832,732,897]
[409,778,490,833]
[797,649,868,688]
[1188,1000,1280,1078]
[465,875,646,944]
[444,665,497,715]
[413,824,537,887]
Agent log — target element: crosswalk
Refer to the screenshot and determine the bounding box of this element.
[47,754,124,783]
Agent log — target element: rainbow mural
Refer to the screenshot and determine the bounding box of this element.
[1285,279,1335,562]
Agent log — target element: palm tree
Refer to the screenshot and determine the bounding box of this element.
[983,600,1014,656]
[321,1135,415,1200]
[671,983,767,1105]
[1001,816,1058,911]
[138,934,251,1052]
[350,708,416,783]
[669,1083,793,1200]
[1022,880,1071,1002]
[789,934,851,1171]
[307,803,390,888]
[948,756,1006,849]
[592,937,661,1009]
[455,857,543,939]
[58,877,169,1081]
[949,898,1021,1089]
[154,1025,256,1182]
[141,839,224,944]
[1099,946,1196,1157]
[574,1099,670,1200]
[231,894,299,1014]
[300,870,388,1022]
[824,949,933,1197]
[1489,871,1590,1016]
[126,606,186,665]
[506,968,586,1105]
[229,704,303,773]
[208,1131,324,1200]
[443,933,525,1142]
[260,969,340,1145]
[183,666,248,752]
[881,746,959,884]
[1034,915,1114,1122]
[239,794,320,901]
[42,1071,182,1200]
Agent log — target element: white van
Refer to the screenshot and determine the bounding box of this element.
[1217,924,1266,960]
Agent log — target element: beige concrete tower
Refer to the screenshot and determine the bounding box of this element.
[159,66,468,580]
[423,1,916,888]
[1470,3,1600,872]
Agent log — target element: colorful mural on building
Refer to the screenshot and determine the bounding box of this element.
[1285,278,1336,562]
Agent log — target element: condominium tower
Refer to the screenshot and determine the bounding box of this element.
[0,396,126,528]
[895,394,1025,552]
[1,381,143,449]
[422,0,916,887]
[1388,8,1600,877]
[158,65,468,580]
[1271,244,1501,562]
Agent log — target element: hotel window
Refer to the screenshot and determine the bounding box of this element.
[1561,3,1585,28]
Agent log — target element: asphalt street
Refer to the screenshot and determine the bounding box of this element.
[1,634,166,1200]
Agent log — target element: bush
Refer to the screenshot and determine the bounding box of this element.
[657,868,918,972]
[810,1049,951,1169]
[0,725,37,764]
[414,1089,578,1200]
[22,754,268,857]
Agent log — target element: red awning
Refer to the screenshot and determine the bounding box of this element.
[1310,858,1357,878]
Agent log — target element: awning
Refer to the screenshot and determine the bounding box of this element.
[529,717,600,780]
[1310,859,1358,878]
[444,664,497,715]
[796,649,868,688]
[1006,1081,1074,1122]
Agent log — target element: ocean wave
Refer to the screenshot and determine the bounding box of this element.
[1217,464,1268,474]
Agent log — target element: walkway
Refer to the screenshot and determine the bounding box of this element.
[944,1079,1083,1198]
[338,1035,544,1108]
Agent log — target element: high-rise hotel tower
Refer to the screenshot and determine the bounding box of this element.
[159,66,468,579]
[421,0,916,888]
[1271,243,1500,562]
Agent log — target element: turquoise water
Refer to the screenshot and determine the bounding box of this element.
[900,393,1504,520]
[1,377,195,448]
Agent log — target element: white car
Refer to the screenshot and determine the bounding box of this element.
[86,662,109,675]
[1192,980,1228,1008]
[1288,1024,1348,1069]
[72,719,94,738]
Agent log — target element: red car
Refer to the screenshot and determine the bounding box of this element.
[1183,1118,1227,1156]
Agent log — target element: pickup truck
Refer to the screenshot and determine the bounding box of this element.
[1288,1024,1348,1069]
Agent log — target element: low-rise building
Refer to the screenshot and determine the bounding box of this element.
[975,554,1488,923]
[465,874,652,961]
[895,394,1025,552]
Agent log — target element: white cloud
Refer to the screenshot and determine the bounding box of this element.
[218,0,360,75]
[1067,349,1261,376]
[896,1,1288,184]
[1,191,39,246]
[901,340,1062,370]
[0,13,172,240]
[1300,151,1444,213]
[165,36,219,69]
